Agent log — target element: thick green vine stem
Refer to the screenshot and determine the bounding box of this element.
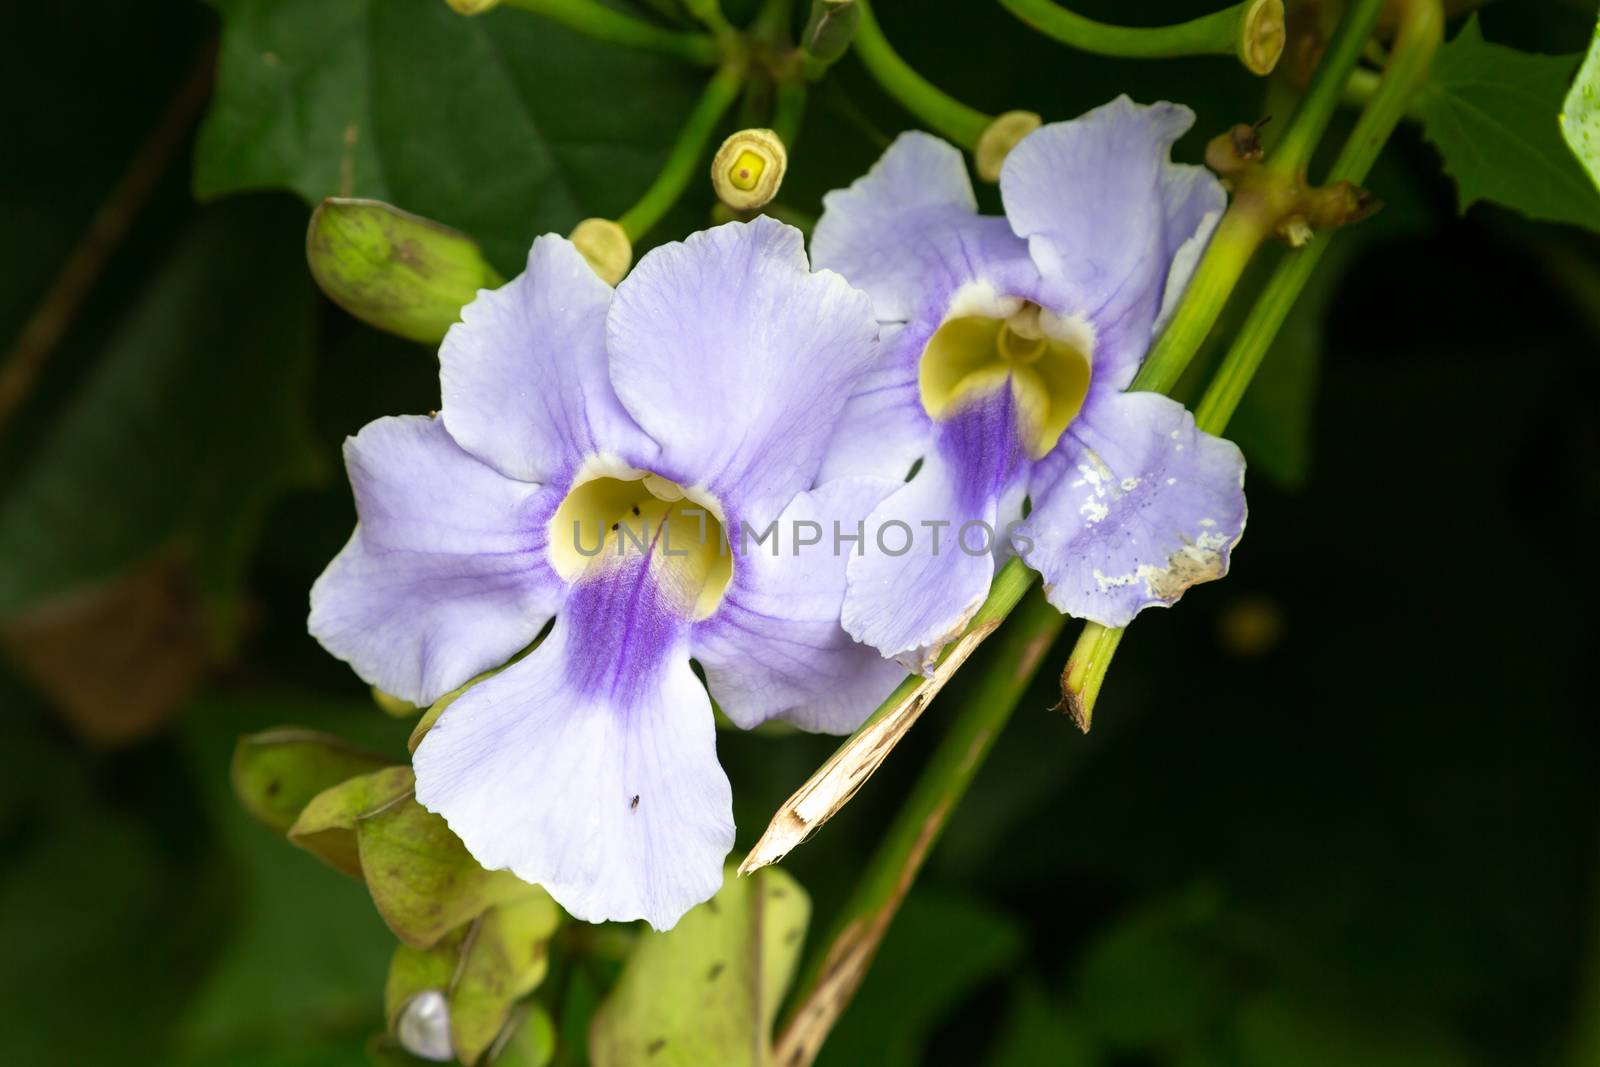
[495,0,721,65]
[1195,0,1445,434]
[999,0,1286,76]
[1066,0,1446,731]
[616,60,745,242]
[850,0,992,149]
[1129,0,1385,397]
[772,590,1067,1067]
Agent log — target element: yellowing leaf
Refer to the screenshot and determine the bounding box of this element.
[232,727,391,835]
[290,765,537,945]
[589,867,810,1067]
[450,893,562,1062]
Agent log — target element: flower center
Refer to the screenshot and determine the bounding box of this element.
[548,471,732,620]
[918,302,1092,459]
[729,149,767,191]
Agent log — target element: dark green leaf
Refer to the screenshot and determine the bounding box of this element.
[816,889,1023,1067]
[197,0,703,270]
[1072,888,1241,1054]
[1416,15,1600,231]
[175,697,405,1063]
[985,983,1096,1067]
[0,199,320,631]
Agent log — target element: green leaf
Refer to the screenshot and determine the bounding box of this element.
[384,937,462,1034]
[490,1004,557,1067]
[0,199,320,628]
[1560,17,1600,194]
[1416,15,1600,232]
[232,728,392,835]
[588,866,811,1067]
[985,983,1096,1067]
[307,198,503,345]
[196,0,702,270]
[449,893,562,1062]
[816,889,1023,1067]
[175,697,408,1063]
[290,764,415,879]
[290,766,537,944]
[1072,888,1239,1054]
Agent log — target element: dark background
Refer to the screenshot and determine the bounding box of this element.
[2,0,1595,1064]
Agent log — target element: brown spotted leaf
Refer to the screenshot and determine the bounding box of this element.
[589,866,810,1067]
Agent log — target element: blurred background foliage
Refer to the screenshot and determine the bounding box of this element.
[1,0,1597,1064]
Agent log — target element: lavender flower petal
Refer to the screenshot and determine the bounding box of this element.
[1019,391,1246,627]
[309,415,565,705]
[440,235,659,485]
[693,476,905,734]
[414,550,733,931]
[606,217,879,526]
[1000,97,1226,389]
[842,386,1030,672]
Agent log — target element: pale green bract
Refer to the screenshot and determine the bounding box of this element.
[1560,18,1600,196]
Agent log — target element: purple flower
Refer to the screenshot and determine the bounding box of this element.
[309,218,903,929]
[813,97,1249,670]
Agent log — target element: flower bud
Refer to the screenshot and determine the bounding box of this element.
[975,110,1042,183]
[306,198,502,345]
[801,0,859,66]
[711,128,787,212]
[397,990,455,1062]
[568,218,632,286]
[444,0,500,15]
[371,686,418,718]
[1237,0,1286,76]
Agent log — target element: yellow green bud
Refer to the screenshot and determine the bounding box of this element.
[444,0,501,15]
[306,198,502,345]
[568,217,633,286]
[1237,0,1286,76]
[975,110,1042,183]
[710,128,787,212]
[801,0,859,66]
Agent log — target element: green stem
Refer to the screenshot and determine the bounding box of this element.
[774,590,1066,1066]
[1195,0,1443,434]
[616,60,745,241]
[1071,0,1444,730]
[1129,0,1384,397]
[1265,0,1385,177]
[851,0,991,149]
[999,0,1282,73]
[1129,208,1269,395]
[772,78,808,149]
[1058,621,1123,731]
[830,556,1036,746]
[683,0,738,38]
[501,0,721,65]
